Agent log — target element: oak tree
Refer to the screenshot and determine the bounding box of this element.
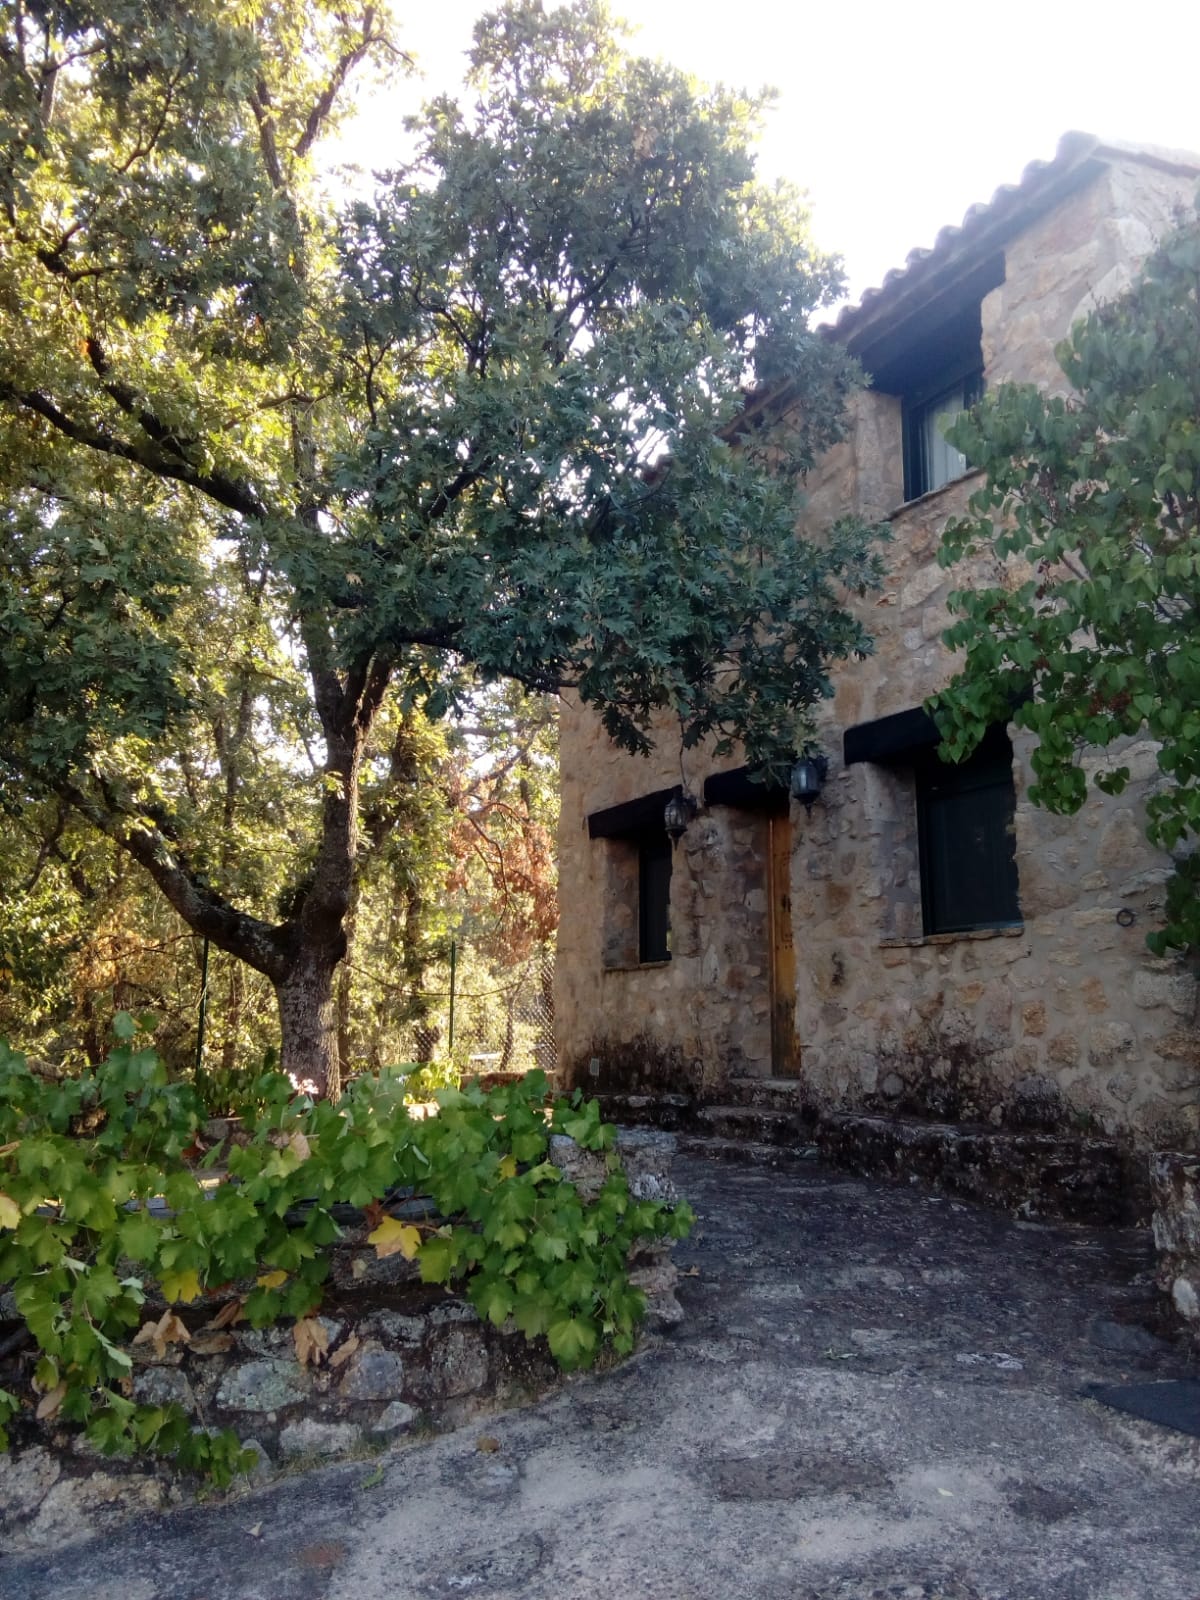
[1,0,881,1094]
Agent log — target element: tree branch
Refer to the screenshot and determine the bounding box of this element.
[295,8,382,161]
[60,781,289,981]
[248,79,286,191]
[0,382,268,520]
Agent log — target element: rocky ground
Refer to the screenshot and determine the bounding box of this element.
[4,1151,1200,1600]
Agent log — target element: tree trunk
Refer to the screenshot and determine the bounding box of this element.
[336,897,357,1084]
[499,988,516,1073]
[275,943,342,1100]
[219,958,244,1076]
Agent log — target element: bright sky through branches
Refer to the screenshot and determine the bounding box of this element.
[332,0,1200,306]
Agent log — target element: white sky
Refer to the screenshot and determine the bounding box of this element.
[333,0,1200,307]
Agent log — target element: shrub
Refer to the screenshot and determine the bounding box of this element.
[0,1020,691,1481]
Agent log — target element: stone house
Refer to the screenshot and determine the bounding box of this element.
[555,132,1200,1153]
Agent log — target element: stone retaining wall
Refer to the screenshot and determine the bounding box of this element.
[1150,1151,1200,1340]
[0,1129,682,1551]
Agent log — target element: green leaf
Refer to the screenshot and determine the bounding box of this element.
[472,1278,516,1327]
[547,1315,598,1369]
[417,1235,455,1285]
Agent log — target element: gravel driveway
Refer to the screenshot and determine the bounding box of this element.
[5,1152,1199,1600]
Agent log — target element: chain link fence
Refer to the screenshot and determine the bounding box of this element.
[390,944,556,1081]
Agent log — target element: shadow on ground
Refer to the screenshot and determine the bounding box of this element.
[5,1154,1199,1600]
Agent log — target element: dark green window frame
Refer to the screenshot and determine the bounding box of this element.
[637,832,672,963]
[915,725,1020,936]
[902,364,983,502]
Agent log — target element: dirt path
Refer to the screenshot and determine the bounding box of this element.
[6,1153,1200,1600]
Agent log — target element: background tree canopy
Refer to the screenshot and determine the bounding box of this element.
[0,0,884,1095]
[937,196,1200,956]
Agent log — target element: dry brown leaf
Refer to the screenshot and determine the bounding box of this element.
[132,1309,192,1359]
[189,1331,236,1356]
[267,1128,311,1161]
[35,1382,67,1421]
[204,1298,245,1330]
[293,1315,329,1367]
[327,1333,361,1371]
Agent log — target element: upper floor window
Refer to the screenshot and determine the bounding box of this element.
[844,251,1003,507]
[903,365,983,501]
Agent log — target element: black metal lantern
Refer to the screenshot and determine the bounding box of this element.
[789,753,828,811]
[663,789,696,843]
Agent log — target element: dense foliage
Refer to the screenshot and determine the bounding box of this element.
[0,690,552,1079]
[0,1022,691,1481]
[0,0,884,1093]
[937,198,1200,954]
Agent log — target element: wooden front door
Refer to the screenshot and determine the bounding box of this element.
[767,812,799,1078]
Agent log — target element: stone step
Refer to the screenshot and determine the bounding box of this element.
[724,1076,808,1110]
[676,1134,820,1169]
[592,1091,696,1132]
[816,1111,1148,1227]
[695,1104,809,1146]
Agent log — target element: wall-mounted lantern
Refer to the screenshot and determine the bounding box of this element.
[789,753,829,812]
[663,788,697,844]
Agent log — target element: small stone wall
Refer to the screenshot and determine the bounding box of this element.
[819,1112,1147,1226]
[0,1130,682,1551]
[1150,1151,1200,1340]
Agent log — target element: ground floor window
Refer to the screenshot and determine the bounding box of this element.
[915,724,1020,935]
[637,833,672,962]
[587,786,680,967]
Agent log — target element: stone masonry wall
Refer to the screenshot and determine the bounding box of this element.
[556,715,775,1093]
[791,158,1200,1148]
[556,151,1200,1144]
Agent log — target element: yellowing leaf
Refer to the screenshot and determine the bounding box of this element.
[160,1268,202,1304]
[367,1216,421,1261]
[0,1191,20,1230]
[293,1315,329,1367]
[257,1269,288,1290]
[497,1155,517,1180]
